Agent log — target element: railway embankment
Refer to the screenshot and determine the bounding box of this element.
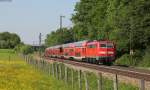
[24,54,150,90]
[30,53,150,90]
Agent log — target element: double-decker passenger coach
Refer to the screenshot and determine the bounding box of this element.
[44,40,115,64]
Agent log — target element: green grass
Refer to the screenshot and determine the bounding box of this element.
[0,49,72,90]
[53,63,138,90]
[0,49,139,90]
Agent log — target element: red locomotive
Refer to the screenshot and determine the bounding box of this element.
[44,40,115,64]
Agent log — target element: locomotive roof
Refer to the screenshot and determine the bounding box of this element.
[73,40,88,47]
[62,43,69,48]
[61,40,88,48]
[99,40,114,43]
[47,45,61,49]
[46,40,113,49]
[86,40,113,45]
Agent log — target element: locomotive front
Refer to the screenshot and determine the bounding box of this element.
[97,41,115,63]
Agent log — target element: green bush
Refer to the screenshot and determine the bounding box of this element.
[115,54,130,66]
[139,48,150,67]
[115,50,143,66]
[14,44,34,55]
[20,45,34,55]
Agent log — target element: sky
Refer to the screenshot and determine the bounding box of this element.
[0,0,79,44]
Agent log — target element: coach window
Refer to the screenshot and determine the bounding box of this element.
[69,49,74,52]
[100,44,106,48]
[87,44,96,48]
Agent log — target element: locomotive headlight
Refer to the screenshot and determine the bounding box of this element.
[99,51,114,54]
[99,51,107,54]
[108,52,114,54]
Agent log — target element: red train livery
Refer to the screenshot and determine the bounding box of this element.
[44,40,116,64]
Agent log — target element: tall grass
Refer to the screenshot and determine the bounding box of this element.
[51,63,138,90]
[0,49,72,90]
[0,49,138,90]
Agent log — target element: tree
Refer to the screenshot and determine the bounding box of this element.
[0,32,21,49]
[71,0,150,63]
[45,0,150,65]
[45,28,74,46]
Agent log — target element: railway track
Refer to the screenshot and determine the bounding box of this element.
[45,57,150,81]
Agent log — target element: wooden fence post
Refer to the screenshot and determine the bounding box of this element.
[41,60,43,72]
[72,69,74,89]
[27,56,29,64]
[55,63,58,79]
[39,60,41,69]
[37,60,39,70]
[39,60,41,70]
[30,56,32,65]
[36,60,39,70]
[33,59,35,68]
[45,61,48,74]
[84,72,88,90]
[40,60,42,70]
[42,60,45,72]
[25,55,26,62]
[35,60,36,68]
[42,60,44,71]
[38,60,40,70]
[44,60,46,72]
[97,73,102,90]
[48,64,51,76]
[139,79,145,90]
[52,63,55,77]
[25,56,28,64]
[45,61,48,73]
[28,56,30,64]
[113,74,118,90]
[59,64,62,80]
[25,55,27,63]
[78,70,82,90]
[65,66,68,83]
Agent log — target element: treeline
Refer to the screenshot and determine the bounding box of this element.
[45,28,74,46]
[0,32,43,55]
[0,32,34,55]
[0,32,21,49]
[45,0,150,67]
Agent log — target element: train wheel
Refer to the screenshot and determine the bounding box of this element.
[89,58,92,63]
[69,57,74,61]
[102,61,107,65]
[87,58,90,63]
[95,60,99,65]
[93,58,96,64]
[107,62,112,66]
[82,58,86,62]
[91,58,94,64]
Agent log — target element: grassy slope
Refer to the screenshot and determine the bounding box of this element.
[58,64,138,90]
[0,49,72,90]
[0,49,138,90]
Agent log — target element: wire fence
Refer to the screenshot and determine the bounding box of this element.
[20,55,140,90]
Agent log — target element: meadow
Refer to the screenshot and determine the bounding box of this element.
[0,49,72,90]
[0,49,138,90]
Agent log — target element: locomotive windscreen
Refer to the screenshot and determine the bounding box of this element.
[100,43,113,48]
